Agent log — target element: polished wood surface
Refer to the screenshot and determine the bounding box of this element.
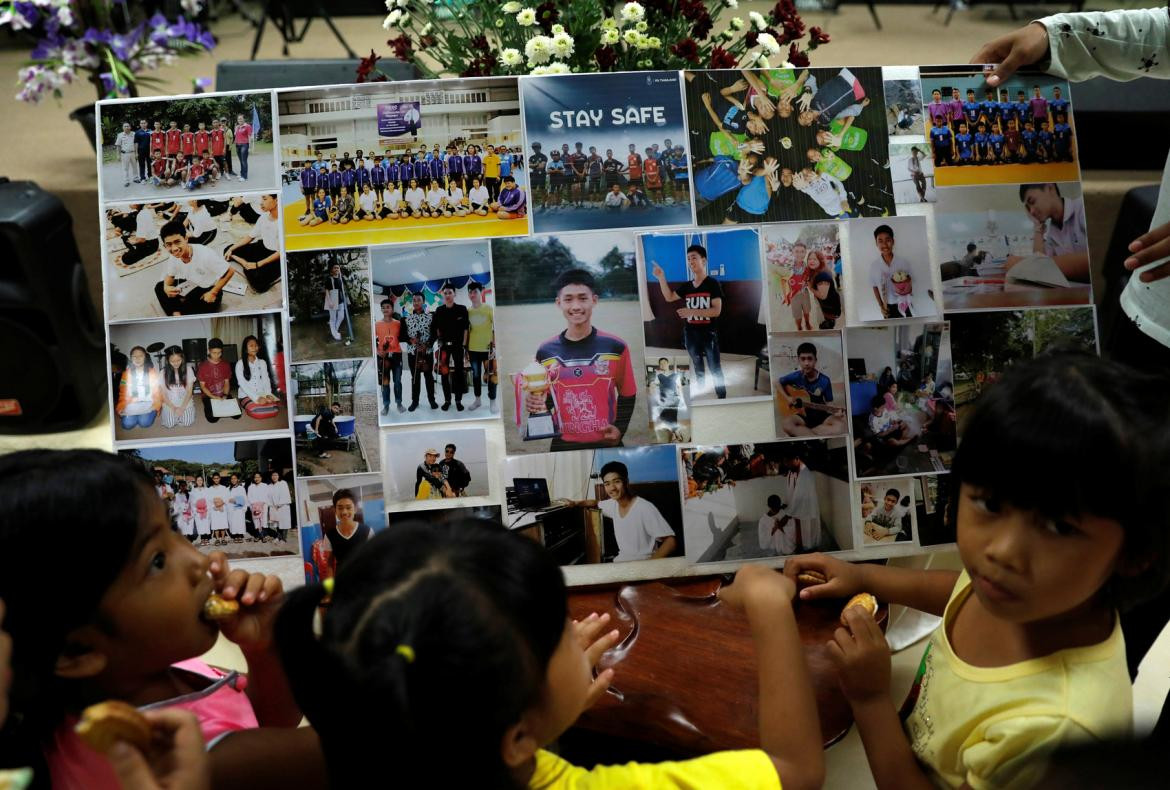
[568,576,886,754]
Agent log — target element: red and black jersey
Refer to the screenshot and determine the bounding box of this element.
[187,162,204,180]
[180,132,196,155]
[210,128,226,156]
[194,130,209,155]
[151,158,168,177]
[150,130,165,152]
[535,327,636,445]
[201,156,217,171]
[165,128,181,154]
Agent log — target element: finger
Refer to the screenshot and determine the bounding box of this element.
[825,638,847,669]
[206,551,229,580]
[1125,236,1170,270]
[833,626,855,652]
[798,578,845,601]
[1135,259,1170,283]
[585,629,620,666]
[576,613,610,646]
[1129,222,1170,252]
[256,574,283,605]
[584,667,615,708]
[843,607,878,641]
[220,569,250,599]
[109,741,160,790]
[238,572,269,606]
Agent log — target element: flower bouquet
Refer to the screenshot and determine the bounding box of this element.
[360,0,830,81]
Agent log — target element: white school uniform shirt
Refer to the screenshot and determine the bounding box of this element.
[405,187,425,210]
[598,497,675,563]
[251,210,279,251]
[604,191,629,208]
[448,186,465,204]
[166,244,230,289]
[426,187,447,208]
[799,172,848,217]
[235,357,274,401]
[188,206,216,236]
[268,479,291,507]
[783,462,821,550]
[247,481,271,523]
[1043,195,1088,257]
[469,185,489,205]
[870,254,913,306]
[135,208,160,240]
[385,188,402,209]
[358,191,376,213]
[207,484,230,528]
[758,512,791,555]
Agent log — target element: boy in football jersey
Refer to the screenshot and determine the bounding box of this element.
[1037,120,1054,163]
[1050,86,1070,123]
[199,150,219,183]
[954,121,975,166]
[929,115,955,167]
[1052,113,1074,162]
[651,244,727,399]
[150,121,166,157]
[149,149,171,187]
[209,119,229,180]
[524,268,637,451]
[1020,120,1039,163]
[194,122,210,162]
[165,120,181,159]
[973,121,991,164]
[180,123,196,166]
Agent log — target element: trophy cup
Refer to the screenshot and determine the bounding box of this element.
[514,361,558,440]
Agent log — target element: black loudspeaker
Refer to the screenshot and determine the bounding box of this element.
[0,179,107,433]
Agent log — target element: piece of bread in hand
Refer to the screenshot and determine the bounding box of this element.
[840,592,878,625]
[203,593,240,621]
[75,700,151,755]
[797,570,827,585]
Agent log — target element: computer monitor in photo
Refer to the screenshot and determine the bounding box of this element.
[513,477,551,510]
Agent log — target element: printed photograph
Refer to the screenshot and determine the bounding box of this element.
[388,505,502,527]
[770,332,848,440]
[846,215,939,322]
[845,321,956,478]
[385,427,491,504]
[503,445,683,565]
[645,352,691,444]
[889,141,936,205]
[99,92,275,202]
[884,74,925,137]
[920,66,1078,187]
[762,223,843,331]
[297,474,386,582]
[286,247,372,362]
[685,67,894,224]
[522,70,692,233]
[278,78,526,250]
[857,480,915,545]
[109,313,288,444]
[639,227,767,403]
[371,241,496,425]
[103,193,283,322]
[914,474,956,547]
[681,440,852,563]
[121,437,297,559]
[934,182,1092,310]
[948,307,1097,425]
[492,233,651,455]
[291,359,380,478]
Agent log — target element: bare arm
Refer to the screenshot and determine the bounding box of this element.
[651,261,681,302]
[650,535,677,560]
[209,727,327,790]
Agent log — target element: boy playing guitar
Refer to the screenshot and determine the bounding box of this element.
[777,341,846,437]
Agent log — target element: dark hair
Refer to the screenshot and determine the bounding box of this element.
[796,342,817,358]
[870,395,885,410]
[380,297,394,308]
[208,337,224,351]
[884,488,900,499]
[658,356,670,364]
[125,345,154,400]
[767,494,782,509]
[686,244,707,260]
[332,488,356,507]
[160,219,186,241]
[162,345,187,389]
[874,224,894,239]
[275,521,566,789]
[445,444,456,452]
[239,334,273,384]
[0,451,156,775]
[553,268,597,296]
[950,352,1170,609]
[467,281,483,292]
[1019,183,1060,202]
[599,460,629,487]
[967,243,977,252]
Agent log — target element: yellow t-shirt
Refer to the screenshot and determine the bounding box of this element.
[530,749,780,789]
[484,153,501,179]
[468,304,494,352]
[903,571,1132,790]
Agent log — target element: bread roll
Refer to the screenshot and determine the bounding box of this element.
[75,700,151,755]
[840,592,878,625]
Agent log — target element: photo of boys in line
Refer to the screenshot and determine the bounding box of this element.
[770,332,848,441]
[846,215,939,323]
[884,77,925,137]
[384,427,490,505]
[857,480,914,545]
[286,247,372,362]
[492,233,650,455]
[103,194,283,321]
[920,66,1078,188]
[845,321,957,478]
[121,437,297,560]
[685,67,894,225]
[109,313,289,444]
[763,223,843,332]
[935,182,1092,310]
[947,307,1096,426]
[889,142,936,205]
[645,353,691,443]
[503,444,683,567]
[371,241,496,426]
[98,93,275,202]
[681,440,852,563]
[640,228,767,403]
[297,474,385,583]
[521,71,693,233]
[278,78,526,250]
[290,359,380,478]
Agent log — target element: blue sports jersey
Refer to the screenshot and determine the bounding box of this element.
[1038,131,1054,150]
[300,167,317,189]
[340,169,355,189]
[1021,129,1038,152]
[998,102,1015,123]
[930,126,953,150]
[695,157,740,201]
[980,100,999,122]
[736,175,769,215]
[414,161,430,181]
[355,167,370,188]
[328,171,343,189]
[1051,98,1070,117]
[371,165,386,185]
[974,132,989,156]
[535,327,636,446]
[499,156,512,178]
[313,196,331,219]
[989,133,1005,156]
[963,101,981,124]
[955,133,974,159]
[447,155,464,175]
[1053,123,1071,148]
[429,158,444,179]
[779,370,834,403]
[464,154,482,176]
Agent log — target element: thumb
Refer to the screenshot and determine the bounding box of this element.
[798,578,844,601]
[109,741,159,790]
[985,48,1027,88]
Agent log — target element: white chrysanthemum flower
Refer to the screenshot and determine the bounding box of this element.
[382,10,400,29]
[545,62,571,74]
[757,53,770,67]
[622,29,641,46]
[495,18,505,26]
[551,32,575,58]
[384,0,395,9]
[525,35,552,65]
[601,28,619,45]
[551,23,565,34]
[398,12,410,26]
[516,7,537,26]
[749,11,766,30]
[723,0,738,8]
[729,16,744,30]
[530,65,550,76]
[646,36,661,49]
[601,17,618,30]
[421,22,433,35]
[721,28,735,42]
[502,0,522,11]
[635,20,647,32]
[620,2,645,23]
[757,32,780,54]
[501,48,524,67]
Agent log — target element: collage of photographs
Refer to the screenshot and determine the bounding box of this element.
[95,63,1098,584]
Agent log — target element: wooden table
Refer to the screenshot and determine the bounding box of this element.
[940,284,1093,311]
[566,575,886,757]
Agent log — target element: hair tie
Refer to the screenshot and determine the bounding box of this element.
[322,577,335,596]
[396,644,416,664]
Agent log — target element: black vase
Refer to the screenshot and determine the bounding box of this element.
[69,104,98,150]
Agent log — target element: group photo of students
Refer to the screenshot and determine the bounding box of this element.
[103,194,284,321]
[99,93,275,202]
[686,67,896,224]
[108,313,288,442]
[278,78,527,248]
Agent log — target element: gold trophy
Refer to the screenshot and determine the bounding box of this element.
[514,361,558,440]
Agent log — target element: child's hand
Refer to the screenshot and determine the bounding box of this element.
[827,607,891,705]
[783,553,865,601]
[108,708,210,790]
[1125,220,1170,283]
[572,613,619,710]
[718,564,796,611]
[969,22,1050,87]
[207,553,283,655]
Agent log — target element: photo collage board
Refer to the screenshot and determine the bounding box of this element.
[95,64,1098,585]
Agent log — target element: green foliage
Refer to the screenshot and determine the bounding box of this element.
[492,236,635,303]
[952,308,1096,377]
[287,248,371,321]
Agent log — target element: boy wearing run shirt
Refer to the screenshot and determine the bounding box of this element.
[626,143,643,188]
[1020,120,1039,163]
[1003,118,1021,163]
[989,123,1006,164]
[524,269,637,451]
[1037,121,1054,162]
[962,89,981,128]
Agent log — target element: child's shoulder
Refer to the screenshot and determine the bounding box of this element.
[530,749,780,790]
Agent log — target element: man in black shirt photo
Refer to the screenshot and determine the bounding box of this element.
[433,283,469,412]
[405,292,439,412]
[528,142,547,206]
[651,243,727,399]
[438,443,472,497]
